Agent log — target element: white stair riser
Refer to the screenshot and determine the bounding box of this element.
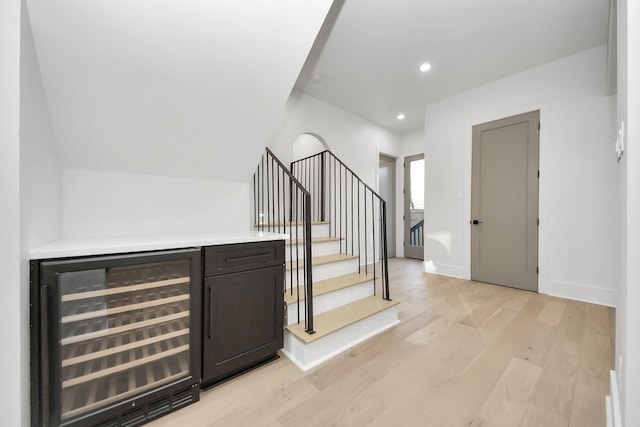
[286,258,359,287]
[275,223,330,238]
[286,280,375,325]
[285,240,342,261]
[282,306,400,371]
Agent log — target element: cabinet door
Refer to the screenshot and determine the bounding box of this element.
[202,265,284,385]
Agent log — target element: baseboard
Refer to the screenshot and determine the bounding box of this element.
[608,370,622,427]
[422,260,464,278]
[545,279,616,307]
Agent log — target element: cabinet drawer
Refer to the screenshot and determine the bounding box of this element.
[204,241,284,277]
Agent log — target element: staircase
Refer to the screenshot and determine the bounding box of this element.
[253,148,400,371]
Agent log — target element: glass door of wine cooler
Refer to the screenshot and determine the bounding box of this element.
[33,249,202,427]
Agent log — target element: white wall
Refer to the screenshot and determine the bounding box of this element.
[617,0,640,424]
[399,128,424,158]
[271,91,401,186]
[20,3,62,249]
[292,133,329,160]
[615,0,628,421]
[18,5,63,427]
[623,0,640,420]
[423,45,618,307]
[0,0,23,424]
[62,170,249,239]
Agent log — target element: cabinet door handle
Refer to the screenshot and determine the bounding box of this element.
[225,252,269,263]
[208,286,213,339]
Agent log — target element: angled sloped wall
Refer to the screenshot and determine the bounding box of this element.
[24,0,334,238]
[27,0,335,182]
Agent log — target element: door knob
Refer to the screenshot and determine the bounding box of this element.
[471,220,483,225]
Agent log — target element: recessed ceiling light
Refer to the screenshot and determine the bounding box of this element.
[397,113,405,120]
[420,63,432,72]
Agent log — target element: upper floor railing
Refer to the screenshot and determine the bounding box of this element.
[410,219,424,246]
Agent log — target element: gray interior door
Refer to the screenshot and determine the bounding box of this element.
[471,110,539,291]
[404,154,424,260]
[379,154,396,258]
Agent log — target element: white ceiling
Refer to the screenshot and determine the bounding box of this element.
[295,0,611,133]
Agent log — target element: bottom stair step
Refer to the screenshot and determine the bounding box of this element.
[282,296,400,371]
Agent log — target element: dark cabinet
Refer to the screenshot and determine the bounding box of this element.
[201,241,284,387]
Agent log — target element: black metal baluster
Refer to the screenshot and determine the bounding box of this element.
[268,155,272,232]
[333,158,338,237]
[343,167,348,255]
[339,162,342,252]
[295,188,300,323]
[273,157,277,231]
[304,192,314,334]
[312,156,316,221]
[357,182,361,274]
[372,191,376,295]
[364,188,368,276]
[321,152,326,222]
[351,174,354,256]
[261,154,265,231]
[382,199,390,301]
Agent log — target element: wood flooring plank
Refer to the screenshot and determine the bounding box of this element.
[529,301,586,421]
[515,321,557,367]
[212,377,320,426]
[413,298,547,426]
[477,357,542,426]
[568,317,614,427]
[458,294,506,328]
[538,300,567,327]
[405,316,452,346]
[521,404,569,427]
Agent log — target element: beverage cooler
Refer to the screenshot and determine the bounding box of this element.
[30,249,202,427]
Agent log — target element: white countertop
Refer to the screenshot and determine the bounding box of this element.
[29,231,288,259]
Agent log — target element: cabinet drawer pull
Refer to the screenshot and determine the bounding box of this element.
[225,252,270,263]
[208,287,213,339]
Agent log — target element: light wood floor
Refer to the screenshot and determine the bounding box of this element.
[149,258,614,427]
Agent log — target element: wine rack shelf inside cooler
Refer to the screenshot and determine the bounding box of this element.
[57,259,192,421]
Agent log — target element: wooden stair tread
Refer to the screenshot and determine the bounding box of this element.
[284,272,376,305]
[285,253,357,271]
[286,296,400,344]
[254,221,329,227]
[285,236,343,246]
